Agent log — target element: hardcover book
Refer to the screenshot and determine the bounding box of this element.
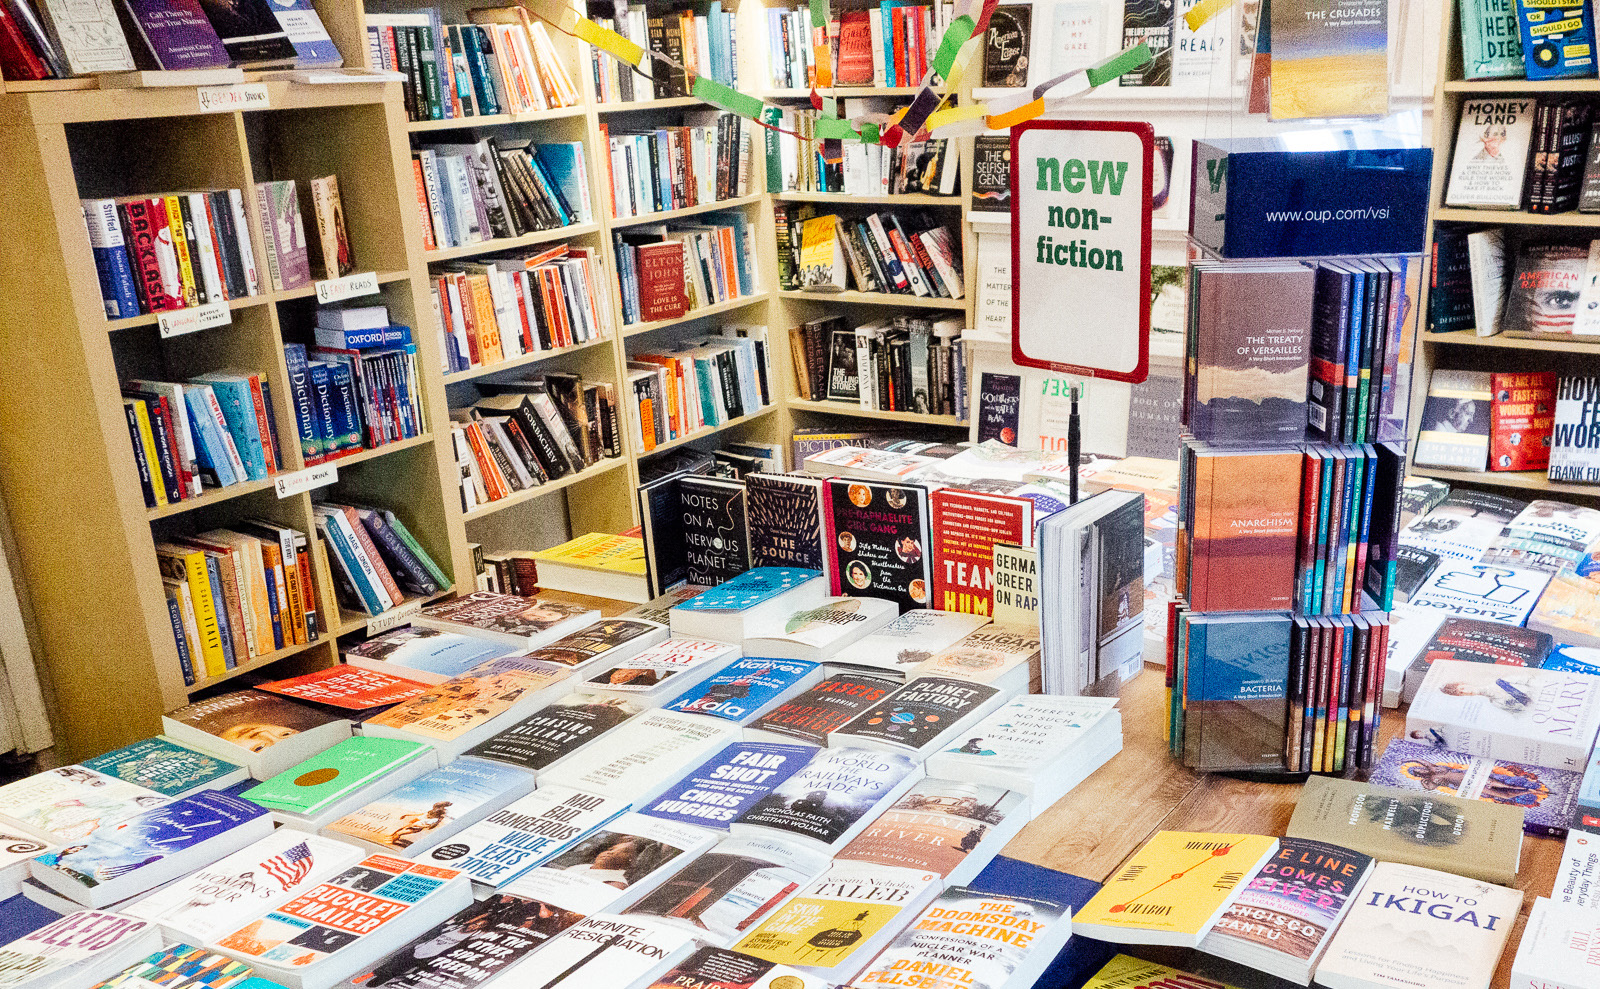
[0,768,166,844]
[1286,775,1524,885]
[1118,0,1171,86]
[1512,896,1600,989]
[1460,0,1523,79]
[835,778,1028,886]
[462,692,643,775]
[745,673,900,746]
[828,611,992,677]
[1551,375,1600,483]
[1406,658,1600,772]
[1316,862,1519,989]
[731,747,921,852]
[322,760,535,854]
[1513,0,1595,79]
[826,479,933,612]
[626,835,830,946]
[1502,243,1587,335]
[681,475,752,587]
[1074,832,1279,946]
[640,742,816,830]
[195,0,295,62]
[1446,98,1539,208]
[981,5,1030,87]
[256,666,428,712]
[121,0,228,70]
[662,657,822,725]
[848,885,1073,989]
[496,913,697,988]
[929,488,1032,617]
[970,135,1011,214]
[242,736,434,822]
[1489,371,1556,471]
[413,785,628,889]
[412,592,599,651]
[1370,739,1581,838]
[746,473,829,577]
[81,737,246,798]
[37,0,133,72]
[1414,370,1493,472]
[162,690,350,780]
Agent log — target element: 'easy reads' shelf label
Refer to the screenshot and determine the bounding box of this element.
[316,271,380,304]
[158,302,230,338]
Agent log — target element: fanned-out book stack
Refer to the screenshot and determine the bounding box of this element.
[600,112,757,219]
[789,313,966,416]
[627,327,773,451]
[155,519,324,685]
[780,206,963,299]
[613,213,758,325]
[767,0,954,89]
[82,191,259,321]
[431,243,611,376]
[411,139,592,251]
[588,3,739,102]
[367,6,580,123]
[121,370,283,509]
[312,501,451,620]
[282,315,425,464]
[450,374,624,512]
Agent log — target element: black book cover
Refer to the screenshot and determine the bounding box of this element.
[981,4,1033,88]
[207,189,246,300]
[1119,0,1173,86]
[639,470,692,595]
[826,325,860,402]
[751,673,898,744]
[975,371,1021,444]
[464,694,638,770]
[835,676,999,749]
[533,618,662,667]
[545,373,596,466]
[828,479,931,612]
[357,893,583,988]
[747,473,826,571]
[197,0,297,64]
[681,475,751,586]
[474,394,569,479]
[1393,545,1441,600]
[971,135,1011,213]
[1428,225,1477,333]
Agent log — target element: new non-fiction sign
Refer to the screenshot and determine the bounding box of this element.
[1011,119,1153,383]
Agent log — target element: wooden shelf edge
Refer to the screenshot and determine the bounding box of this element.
[595,96,707,113]
[406,105,586,131]
[609,193,764,228]
[442,336,616,385]
[778,289,968,310]
[622,292,772,336]
[1434,206,1600,227]
[108,270,412,332]
[332,587,457,639]
[462,457,631,521]
[787,398,967,426]
[640,403,781,456]
[186,636,327,693]
[146,476,278,522]
[423,223,600,262]
[1423,330,1600,353]
[1443,78,1600,92]
[774,191,961,206]
[1410,465,1600,498]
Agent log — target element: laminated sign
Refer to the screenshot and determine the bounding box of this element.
[1011,120,1153,383]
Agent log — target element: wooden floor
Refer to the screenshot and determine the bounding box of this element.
[1004,667,1562,989]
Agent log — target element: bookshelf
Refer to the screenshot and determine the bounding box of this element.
[1411,1,1600,503]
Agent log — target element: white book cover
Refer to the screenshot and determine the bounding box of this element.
[1503,500,1600,554]
[1574,240,1600,336]
[1551,376,1600,485]
[413,784,630,889]
[503,913,697,987]
[0,910,157,988]
[625,835,831,945]
[1554,830,1600,910]
[1317,863,1519,989]
[925,694,1120,779]
[1046,2,1100,77]
[0,768,167,843]
[732,747,923,852]
[1466,230,1506,338]
[580,638,741,703]
[506,812,716,913]
[1445,98,1538,209]
[1407,659,1600,771]
[912,623,1042,687]
[1405,561,1551,627]
[849,886,1073,989]
[1513,897,1600,989]
[539,710,738,803]
[125,830,366,946]
[742,597,899,660]
[829,611,991,675]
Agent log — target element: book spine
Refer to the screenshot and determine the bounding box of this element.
[180,552,227,677]
[82,199,141,319]
[360,511,439,595]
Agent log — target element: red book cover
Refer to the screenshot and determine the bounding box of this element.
[258,664,430,710]
[118,199,184,312]
[837,10,873,84]
[1490,370,1556,471]
[411,159,436,251]
[890,8,906,86]
[0,3,47,81]
[929,488,1032,617]
[1188,449,1302,612]
[637,241,689,322]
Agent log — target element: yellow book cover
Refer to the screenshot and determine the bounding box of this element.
[1081,954,1246,989]
[127,399,167,507]
[157,543,226,677]
[533,532,647,575]
[163,195,199,307]
[798,215,845,290]
[1075,831,1279,945]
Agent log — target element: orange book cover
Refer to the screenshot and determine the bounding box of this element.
[1190,449,1302,612]
[1490,371,1556,471]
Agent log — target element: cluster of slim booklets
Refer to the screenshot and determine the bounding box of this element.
[0,568,1134,989]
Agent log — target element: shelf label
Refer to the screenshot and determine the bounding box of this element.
[197,83,270,113]
[368,598,423,634]
[315,271,381,304]
[157,302,231,338]
[274,463,338,498]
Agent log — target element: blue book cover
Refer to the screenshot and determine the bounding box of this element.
[34,791,266,890]
[642,741,814,829]
[1544,644,1600,676]
[315,512,383,615]
[181,388,237,487]
[531,144,582,223]
[967,857,1116,989]
[663,657,820,724]
[307,362,339,458]
[0,894,58,947]
[324,363,362,451]
[704,211,754,297]
[343,626,511,681]
[314,324,413,350]
[195,377,267,480]
[282,344,323,462]
[325,760,532,852]
[1515,0,1596,78]
[82,200,141,319]
[1183,613,1292,773]
[268,0,343,66]
[82,738,244,798]
[676,568,823,612]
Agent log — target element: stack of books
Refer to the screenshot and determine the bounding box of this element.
[767,0,952,89]
[121,372,283,509]
[283,324,425,462]
[789,313,966,415]
[411,140,592,251]
[626,327,773,450]
[313,501,451,619]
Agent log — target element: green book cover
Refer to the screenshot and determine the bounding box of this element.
[762,104,782,194]
[244,737,431,816]
[81,736,243,797]
[1459,0,1523,80]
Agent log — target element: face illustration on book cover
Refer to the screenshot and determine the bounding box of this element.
[349,892,585,988]
[830,482,930,612]
[173,691,338,751]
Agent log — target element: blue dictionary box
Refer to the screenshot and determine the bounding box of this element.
[1189,130,1432,259]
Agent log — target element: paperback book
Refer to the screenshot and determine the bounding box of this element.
[731,747,922,853]
[413,785,630,889]
[462,693,644,776]
[744,673,900,746]
[162,690,351,780]
[829,676,1008,757]
[502,811,717,914]
[827,611,991,679]
[1370,739,1582,838]
[625,835,830,945]
[0,911,159,989]
[0,768,167,843]
[242,736,435,828]
[81,737,247,799]
[834,778,1029,887]
[538,709,738,805]
[641,741,816,830]
[579,638,741,705]
[321,760,536,855]
[661,657,823,725]
[412,592,599,651]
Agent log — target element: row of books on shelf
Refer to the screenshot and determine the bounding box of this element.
[1460,0,1599,82]
[0,0,336,79]
[368,8,580,122]
[1447,96,1600,215]
[1432,228,1600,338]
[283,324,425,464]
[767,0,951,90]
[122,372,281,509]
[316,501,450,620]
[627,327,772,452]
[1184,255,1419,450]
[82,191,260,320]
[450,375,624,511]
[411,139,592,252]
[789,313,967,418]
[613,213,757,325]
[588,3,741,103]
[1414,368,1600,482]
[767,106,956,197]
[431,244,611,375]
[783,207,963,298]
[154,520,324,684]
[599,113,757,219]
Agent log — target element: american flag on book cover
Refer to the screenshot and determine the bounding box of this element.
[262,841,314,889]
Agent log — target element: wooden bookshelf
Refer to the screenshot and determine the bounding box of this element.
[1413,1,1600,505]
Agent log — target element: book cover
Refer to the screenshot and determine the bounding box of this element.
[832,677,1002,753]
[974,373,1021,445]
[1185,447,1302,612]
[1446,98,1539,208]
[1189,263,1315,444]
[642,742,815,830]
[0,769,166,843]
[539,710,735,802]
[363,657,568,742]
[91,945,250,987]
[414,592,597,648]
[81,738,243,798]
[511,811,713,910]
[256,180,310,290]
[125,830,364,945]
[463,693,643,773]
[213,855,466,970]
[33,791,266,892]
[1286,775,1525,884]
[256,666,428,712]
[243,736,431,818]
[1414,370,1493,471]
[342,626,511,683]
[675,568,823,613]
[681,476,752,587]
[269,0,339,66]
[628,836,829,945]
[1082,957,1243,989]
[1317,862,1519,989]
[195,0,295,62]
[500,913,696,986]
[1268,0,1387,120]
[1181,613,1292,773]
[746,473,828,574]
[1407,560,1551,628]
[927,694,1119,775]
[1514,0,1595,78]
[638,242,689,323]
[1551,375,1600,483]
[835,779,1026,877]
[970,135,1011,214]
[1075,832,1279,943]
[1407,658,1600,772]
[528,617,669,669]
[733,748,919,847]
[165,690,344,752]
[748,674,899,745]
[122,0,228,70]
[1490,371,1556,471]
[744,598,897,658]
[828,480,932,612]
[324,760,533,852]
[662,658,821,724]
[415,785,628,888]
[1119,0,1172,86]
[1460,0,1523,79]
[981,5,1030,87]
[929,488,1031,618]
[38,0,134,72]
[1370,739,1581,837]
[582,638,737,698]
[644,946,827,989]
[848,886,1070,989]
[830,611,992,674]
[0,911,154,987]
[1503,243,1587,335]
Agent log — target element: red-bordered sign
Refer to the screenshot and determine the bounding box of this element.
[1010,119,1154,384]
